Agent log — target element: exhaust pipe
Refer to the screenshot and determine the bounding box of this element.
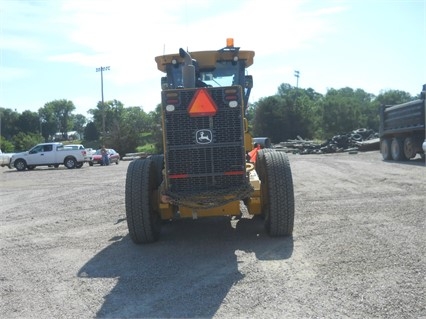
[179,48,196,88]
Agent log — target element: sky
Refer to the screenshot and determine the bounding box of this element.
[1,0,425,119]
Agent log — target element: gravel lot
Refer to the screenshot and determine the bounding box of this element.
[0,151,425,319]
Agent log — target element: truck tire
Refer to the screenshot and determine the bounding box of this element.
[76,162,83,168]
[380,138,392,160]
[125,158,161,244]
[391,138,407,161]
[64,157,77,169]
[149,154,164,188]
[403,137,416,159]
[260,151,294,237]
[255,149,274,181]
[14,159,27,171]
[255,149,275,219]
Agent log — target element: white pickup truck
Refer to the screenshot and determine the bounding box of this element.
[10,142,86,171]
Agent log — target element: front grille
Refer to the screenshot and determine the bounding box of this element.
[162,87,246,195]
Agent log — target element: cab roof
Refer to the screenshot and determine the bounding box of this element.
[155,49,255,73]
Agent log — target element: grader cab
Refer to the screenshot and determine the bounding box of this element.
[125,39,295,244]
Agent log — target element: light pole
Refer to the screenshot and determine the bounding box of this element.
[96,66,110,138]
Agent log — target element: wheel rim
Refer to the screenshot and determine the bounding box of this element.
[16,160,25,170]
[404,138,415,158]
[65,158,75,168]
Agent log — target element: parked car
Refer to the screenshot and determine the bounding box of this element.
[89,149,120,166]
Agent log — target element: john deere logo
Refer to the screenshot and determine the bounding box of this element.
[196,129,212,144]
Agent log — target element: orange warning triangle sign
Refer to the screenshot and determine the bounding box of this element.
[187,89,217,117]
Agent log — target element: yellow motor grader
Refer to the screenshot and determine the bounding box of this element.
[125,39,294,244]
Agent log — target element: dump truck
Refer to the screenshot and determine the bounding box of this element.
[125,39,295,244]
[379,84,426,161]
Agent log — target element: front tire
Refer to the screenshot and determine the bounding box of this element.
[125,158,161,244]
[260,151,295,237]
[255,149,274,219]
[14,159,27,171]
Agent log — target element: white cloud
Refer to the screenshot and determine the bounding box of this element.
[2,0,369,114]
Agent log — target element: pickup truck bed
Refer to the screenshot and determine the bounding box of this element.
[0,152,14,168]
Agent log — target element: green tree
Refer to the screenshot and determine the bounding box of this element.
[84,122,99,141]
[252,95,290,143]
[11,132,43,152]
[0,137,14,152]
[321,87,375,138]
[373,89,413,107]
[40,99,76,139]
[71,114,87,138]
[0,108,20,139]
[252,84,323,142]
[108,103,153,156]
[38,107,57,141]
[147,104,163,153]
[17,110,40,134]
[89,100,113,140]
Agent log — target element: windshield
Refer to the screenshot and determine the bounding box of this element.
[167,60,245,89]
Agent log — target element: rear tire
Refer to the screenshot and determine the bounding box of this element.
[261,151,295,237]
[380,138,392,160]
[403,137,416,159]
[391,137,407,161]
[76,162,83,168]
[150,154,165,188]
[125,158,161,244]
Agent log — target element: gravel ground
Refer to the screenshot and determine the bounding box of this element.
[0,151,425,319]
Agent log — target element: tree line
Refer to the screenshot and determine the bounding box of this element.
[0,83,419,155]
[248,83,417,143]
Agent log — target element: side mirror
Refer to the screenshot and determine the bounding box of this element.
[245,75,253,89]
[161,77,168,90]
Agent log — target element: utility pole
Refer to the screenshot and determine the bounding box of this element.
[96,66,110,138]
[294,70,300,89]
